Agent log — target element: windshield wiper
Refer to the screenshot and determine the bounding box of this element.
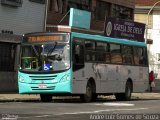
[32,45,39,57]
[47,42,57,57]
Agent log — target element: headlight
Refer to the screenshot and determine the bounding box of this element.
[60,75,70,82]
[19,76,25,82]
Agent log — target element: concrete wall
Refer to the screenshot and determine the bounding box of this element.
[0,34,21,93]
[0,0,46,35]
[0,72,18,93]
[0,0,46,93]
[153,79,160,92]
[102,0,135,8]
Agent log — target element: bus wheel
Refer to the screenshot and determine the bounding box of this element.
[40,94,53,102]
[81,82,93,102]
[115,81,132,101]
[92,94,98,101]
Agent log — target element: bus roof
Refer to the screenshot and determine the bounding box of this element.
[47,25,146,47]
[71,32,147,47]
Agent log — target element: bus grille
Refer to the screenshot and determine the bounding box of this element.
[31,86,55,90]
[29,75,57,81]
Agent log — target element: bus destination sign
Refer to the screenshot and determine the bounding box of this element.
[104,18,145,42]
[27,35,63,43]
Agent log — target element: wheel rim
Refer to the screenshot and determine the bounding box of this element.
[83,83,92,102]
[127,86,131,97]
[86,86,92,99]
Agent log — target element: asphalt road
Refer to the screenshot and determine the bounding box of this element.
[0,97,160,120]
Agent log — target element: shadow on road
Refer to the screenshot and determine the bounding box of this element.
[0,95,160,103]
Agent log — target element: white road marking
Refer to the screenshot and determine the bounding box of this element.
[56,108,148,115]
[18,108,148,119]
[19,115,51,119]
[34,115,51,118]
[95,103,135,107]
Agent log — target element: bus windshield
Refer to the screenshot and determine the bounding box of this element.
[20,42,70,72]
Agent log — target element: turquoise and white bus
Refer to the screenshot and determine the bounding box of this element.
[18,26,149,102]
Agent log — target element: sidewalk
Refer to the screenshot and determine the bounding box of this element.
[132,93,160,100]
[0,94,39,102]
[0,93,160,102]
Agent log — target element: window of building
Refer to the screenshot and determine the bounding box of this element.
[48,0,53,11]
[67,0,91,11]
[0,43,16,71]
[157,53,160,61]
[49,0,66,13]
[135,14,152,28]
[1,0,23,7]
[29,0,45,4]
[112,4,133,20]
[95,1,110,21]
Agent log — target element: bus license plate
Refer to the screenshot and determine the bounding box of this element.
[38,84,47,89]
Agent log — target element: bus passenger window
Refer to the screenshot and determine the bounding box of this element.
[75,45,80,63]
[122,45,133,64]
[73,39,84,71]
[105,53,110,63]
[85,41,95,50]
[86,54,90,61]
[123,55,133,64]
[74,44,84,64]
[92,53,96,61]
[133,47,145,65]
[110,43,122,64]
[139,48,147,65]
[111,53,122,64]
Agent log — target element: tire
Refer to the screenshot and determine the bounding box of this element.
[92,94,98,101]
[80,82,93,102]
[115,81,132,101]
[40,94,53,102]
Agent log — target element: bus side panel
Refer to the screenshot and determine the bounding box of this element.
[72,63,124,94]
[130,66,149,92]
[72,63,149,94]
[72,63,98,94]
[71,32,149,94]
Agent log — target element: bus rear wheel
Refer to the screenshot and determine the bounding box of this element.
[80,82,93,102]
[40,94,53,102]
[115,81,132,101]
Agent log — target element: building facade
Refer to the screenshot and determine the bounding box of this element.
[47,0,135,31]
[0,0,46,35]
[135,0,160,91]
[0,0,46,93]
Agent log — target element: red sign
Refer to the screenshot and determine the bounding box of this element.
[38,84,47,89]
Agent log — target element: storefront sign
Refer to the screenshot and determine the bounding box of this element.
[69,8,91,29]
[104,18,145,42]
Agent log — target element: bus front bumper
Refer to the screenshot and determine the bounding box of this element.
[18,82,71,94]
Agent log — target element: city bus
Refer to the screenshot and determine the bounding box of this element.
[18,26,149,102]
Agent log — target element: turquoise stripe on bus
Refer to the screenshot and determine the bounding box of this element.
[71,32,146,47]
